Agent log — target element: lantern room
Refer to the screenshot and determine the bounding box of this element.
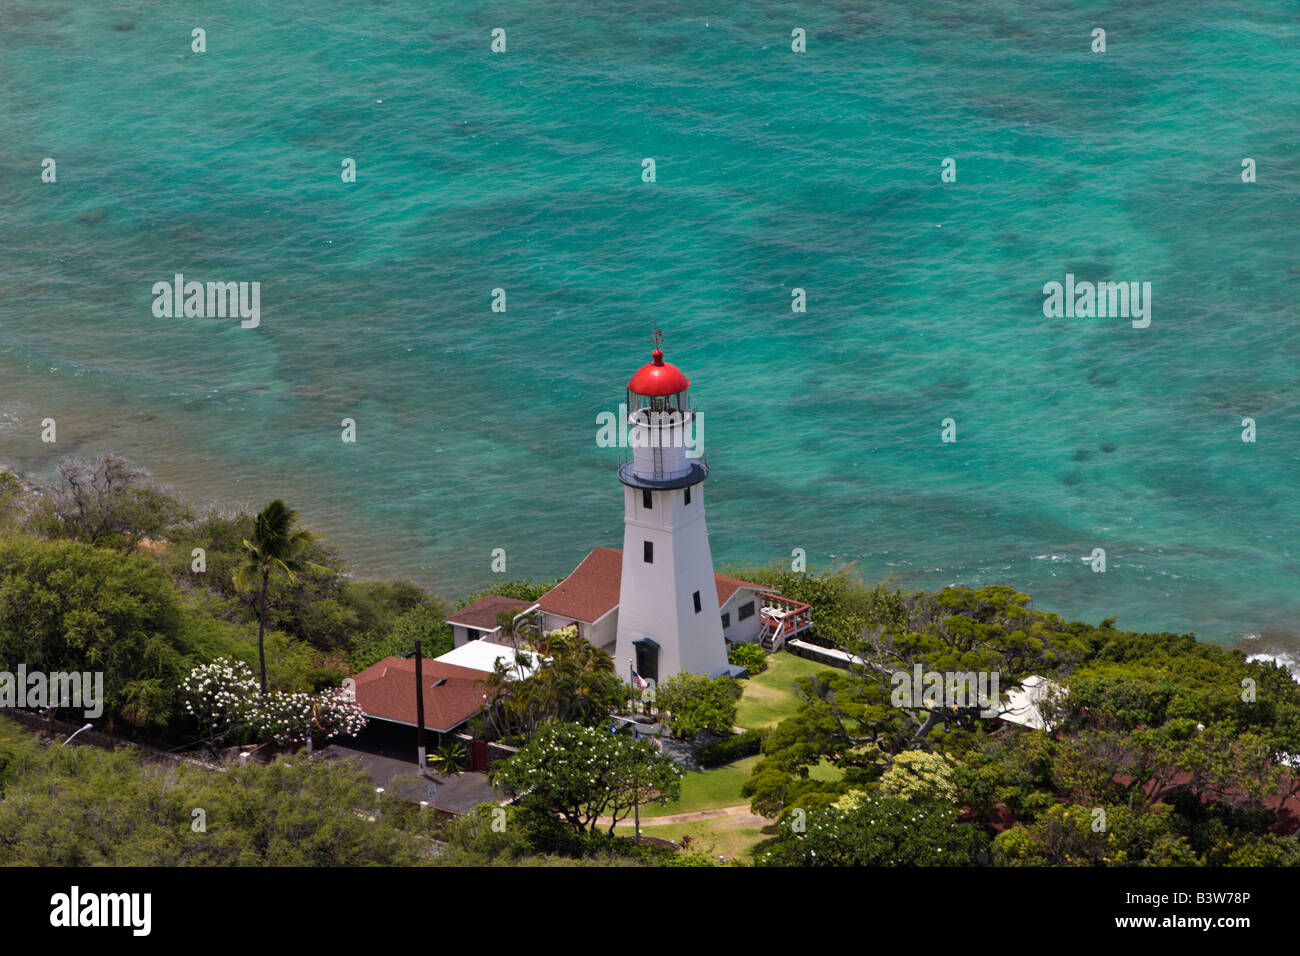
[620,347,706,489]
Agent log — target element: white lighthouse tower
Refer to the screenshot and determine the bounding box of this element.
[614,340,730,685]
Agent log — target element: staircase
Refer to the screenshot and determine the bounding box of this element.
[758,595,813,652]
[760,617,786,652]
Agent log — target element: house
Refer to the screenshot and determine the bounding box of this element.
[534,546,811,681]
[440,342,813,687]
[435,640,540,679]
[446,594,538,648]
[349,656,495,739]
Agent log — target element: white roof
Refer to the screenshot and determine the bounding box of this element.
[434,641,540,679]
[999,675,1065,730]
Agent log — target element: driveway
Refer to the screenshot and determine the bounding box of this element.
[320,741,502,814]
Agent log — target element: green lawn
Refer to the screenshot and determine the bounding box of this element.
[808,757,843,782]
[631,653,843,823]
[639,755,761,817]
[734,651,837,730]
[625,817,772,863]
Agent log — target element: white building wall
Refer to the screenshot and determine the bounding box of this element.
[588,609,619,658]
[539,609,618,658]
[539,611,572,635]
[615,481,729,680]
[721,589,764,644]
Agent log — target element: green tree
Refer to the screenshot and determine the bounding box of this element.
[483,629,623,740]
[878,750,959,804]
[990,803,1196,867]
[434,804,533,865]
[655,672,742,738]
[757,795,986,866]
[0,469,31,533]
[28,455,189,552]
[491,723,682,837]
[0,537,188,727]
[741,585,1090,817]
[0,719,426,865]
[351,602,454,672]
[233,500,331,692]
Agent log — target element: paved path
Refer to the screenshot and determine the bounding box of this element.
[599,803,772,828]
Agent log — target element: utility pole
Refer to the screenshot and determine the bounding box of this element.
[415,636,426,773]
[633,768,641,844]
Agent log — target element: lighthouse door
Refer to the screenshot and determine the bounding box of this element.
[633,638,659,683]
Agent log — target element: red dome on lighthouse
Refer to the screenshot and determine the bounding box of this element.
[627,348,690,396]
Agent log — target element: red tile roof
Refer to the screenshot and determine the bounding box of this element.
[350,657,495,733]
[446,594,534,632]
[537,547,768,624]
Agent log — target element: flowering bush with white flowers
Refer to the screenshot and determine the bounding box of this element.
[490,722,682,837]
[181,658,367,747]
[182,659,260,737]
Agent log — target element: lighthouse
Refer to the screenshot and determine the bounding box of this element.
[613,342,730,684]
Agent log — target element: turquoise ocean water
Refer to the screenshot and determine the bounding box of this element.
[0,2,1296,656]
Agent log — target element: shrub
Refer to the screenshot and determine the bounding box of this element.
[655,673,743,739]
[0,536,189,727]
[727,642,768,674]
[698,728,770,768]
[27,455,190,552]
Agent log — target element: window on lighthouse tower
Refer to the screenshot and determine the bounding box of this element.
[642,488,652,509]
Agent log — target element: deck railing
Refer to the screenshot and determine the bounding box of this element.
[759,594,813,651]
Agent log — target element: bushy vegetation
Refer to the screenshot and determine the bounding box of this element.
[654,672,743,739]
[698,728,770,768]
[0,537,191,729]
[0,458,476,747]
[726,641,768,674]
[491,722,683,838]
[27,455,190,553]
[0,717,427,865]
[478,629,625,743]
[757,794,986,867]
[725,568,1300,867]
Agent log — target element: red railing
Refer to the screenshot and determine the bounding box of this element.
[759,594,813,649]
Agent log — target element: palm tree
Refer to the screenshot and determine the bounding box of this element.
[494,608,539,680]
[234,500,331,692]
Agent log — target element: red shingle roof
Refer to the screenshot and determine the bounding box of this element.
[538,547,624,623]
[350,657,494,733]
[537,547,768,624]
[446,594,534,632]
[715,573,767,607]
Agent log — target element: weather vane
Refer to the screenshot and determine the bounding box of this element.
[651,324,663,349]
